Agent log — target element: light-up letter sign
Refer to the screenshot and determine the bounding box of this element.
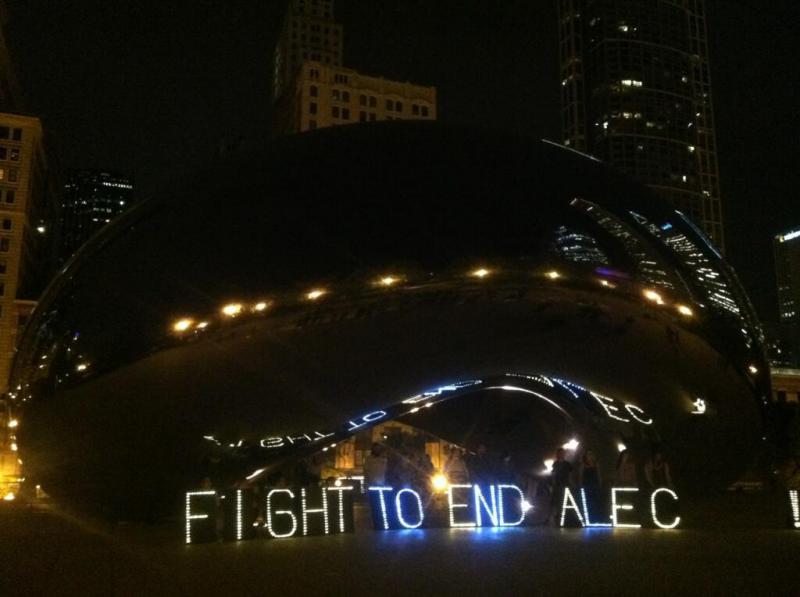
[185,491,217,544]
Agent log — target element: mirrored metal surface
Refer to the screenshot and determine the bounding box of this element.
[11,123,768,519]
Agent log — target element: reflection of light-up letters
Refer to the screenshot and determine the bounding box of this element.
[395,488,424,529]
[591,392,653,425]
[560,488,585,527]
[266,489,298,538]
[348,411,387,430]
[691,398,707,415]
[611,488,641,528]
[789,490,800,529]
[402,380,483,404]
[260,430,335,449]
[592,392,630,422]
[624,404,653,425]
[448,484,476,528]
[650,488,680,529]
[505,373,554,387]
[185,490,216,544]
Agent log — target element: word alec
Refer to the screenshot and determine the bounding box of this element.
[185,484,680,544]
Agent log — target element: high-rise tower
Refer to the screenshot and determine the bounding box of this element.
[273,0,343,102]
[557,0,724,249]
[271,0,436,135]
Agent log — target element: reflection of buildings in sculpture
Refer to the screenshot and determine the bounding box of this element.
[59,170,135,264]
[557,0,724,248]
[552,225,609,265]
[771,368,800,404]
[272,0,437,135]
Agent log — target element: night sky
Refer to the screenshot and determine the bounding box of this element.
[5,0,799,321]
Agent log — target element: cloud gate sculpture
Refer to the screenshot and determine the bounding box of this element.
[10,123,768,520]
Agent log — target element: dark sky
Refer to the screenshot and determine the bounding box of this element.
[5,0,799,321]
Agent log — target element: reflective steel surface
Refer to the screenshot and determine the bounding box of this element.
[11,123,768,519]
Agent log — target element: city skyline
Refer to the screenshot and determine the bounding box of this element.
[2,0,798,321]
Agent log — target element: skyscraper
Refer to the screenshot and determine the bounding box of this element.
[272,0,436,135]
[59,170,134,264]
[557,0,724,249]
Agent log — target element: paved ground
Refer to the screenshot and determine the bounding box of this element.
[0,492,798,596]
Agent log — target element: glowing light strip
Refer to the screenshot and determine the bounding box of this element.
[497,485,526,526]
[448,484,475,528]
[474,485,498,527]
[185,491,216,545]
[328,486,353,532]
[266,489,298,538]
[236,490,243,540]
[395,488,424,529]
[790,490,800,529]
[301,487,329,536]
[369,486,392,530]
[611,488,641,528]
[560,488,585,527]
[580,488,611,527]
[484,386,568,416]
[650,488,680,529]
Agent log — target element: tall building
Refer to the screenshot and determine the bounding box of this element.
[775,227,800,325]
[59,170,134,263]
[272,0,436,135]
[557,0,724,249]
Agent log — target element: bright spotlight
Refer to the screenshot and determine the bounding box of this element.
[562,438,580,451]
[378,275,399,287]
[306,289,327,301]
[471,268,491,279]
[676,304,694,317]
[431,473,448,492]
[546,270,561,280]
[253,302,269,312]
[222,303,243,317]
[172,318,194,333]
[643,289,664,305]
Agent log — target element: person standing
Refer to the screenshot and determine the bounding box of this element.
[549,448,573,525]
[363,443,388,487]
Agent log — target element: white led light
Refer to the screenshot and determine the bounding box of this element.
[246,468,266,481]
[266,489,298,538]
[617,443,627,453]
[580,488,611,527]
[497,485,526,526]
[306,289,327,301]
[185,491,216,545]
[691,398,706,415]
[395,488,424,529]
[790,490,800,529]
[327,486,353,532]
[474,485,498,527]
[562,438,580,451]
[650,488,681,529]
[300,487,329,536]
[624,404,653,425]
[546,270,561,280]
[369,486,393,530]
[471,268,490,279]
[611,487,641,528]
[448,484,475,528]
[591,392,630,422]
[559,488,585,527]
[7,419,18,429]
[236,490,243,541]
